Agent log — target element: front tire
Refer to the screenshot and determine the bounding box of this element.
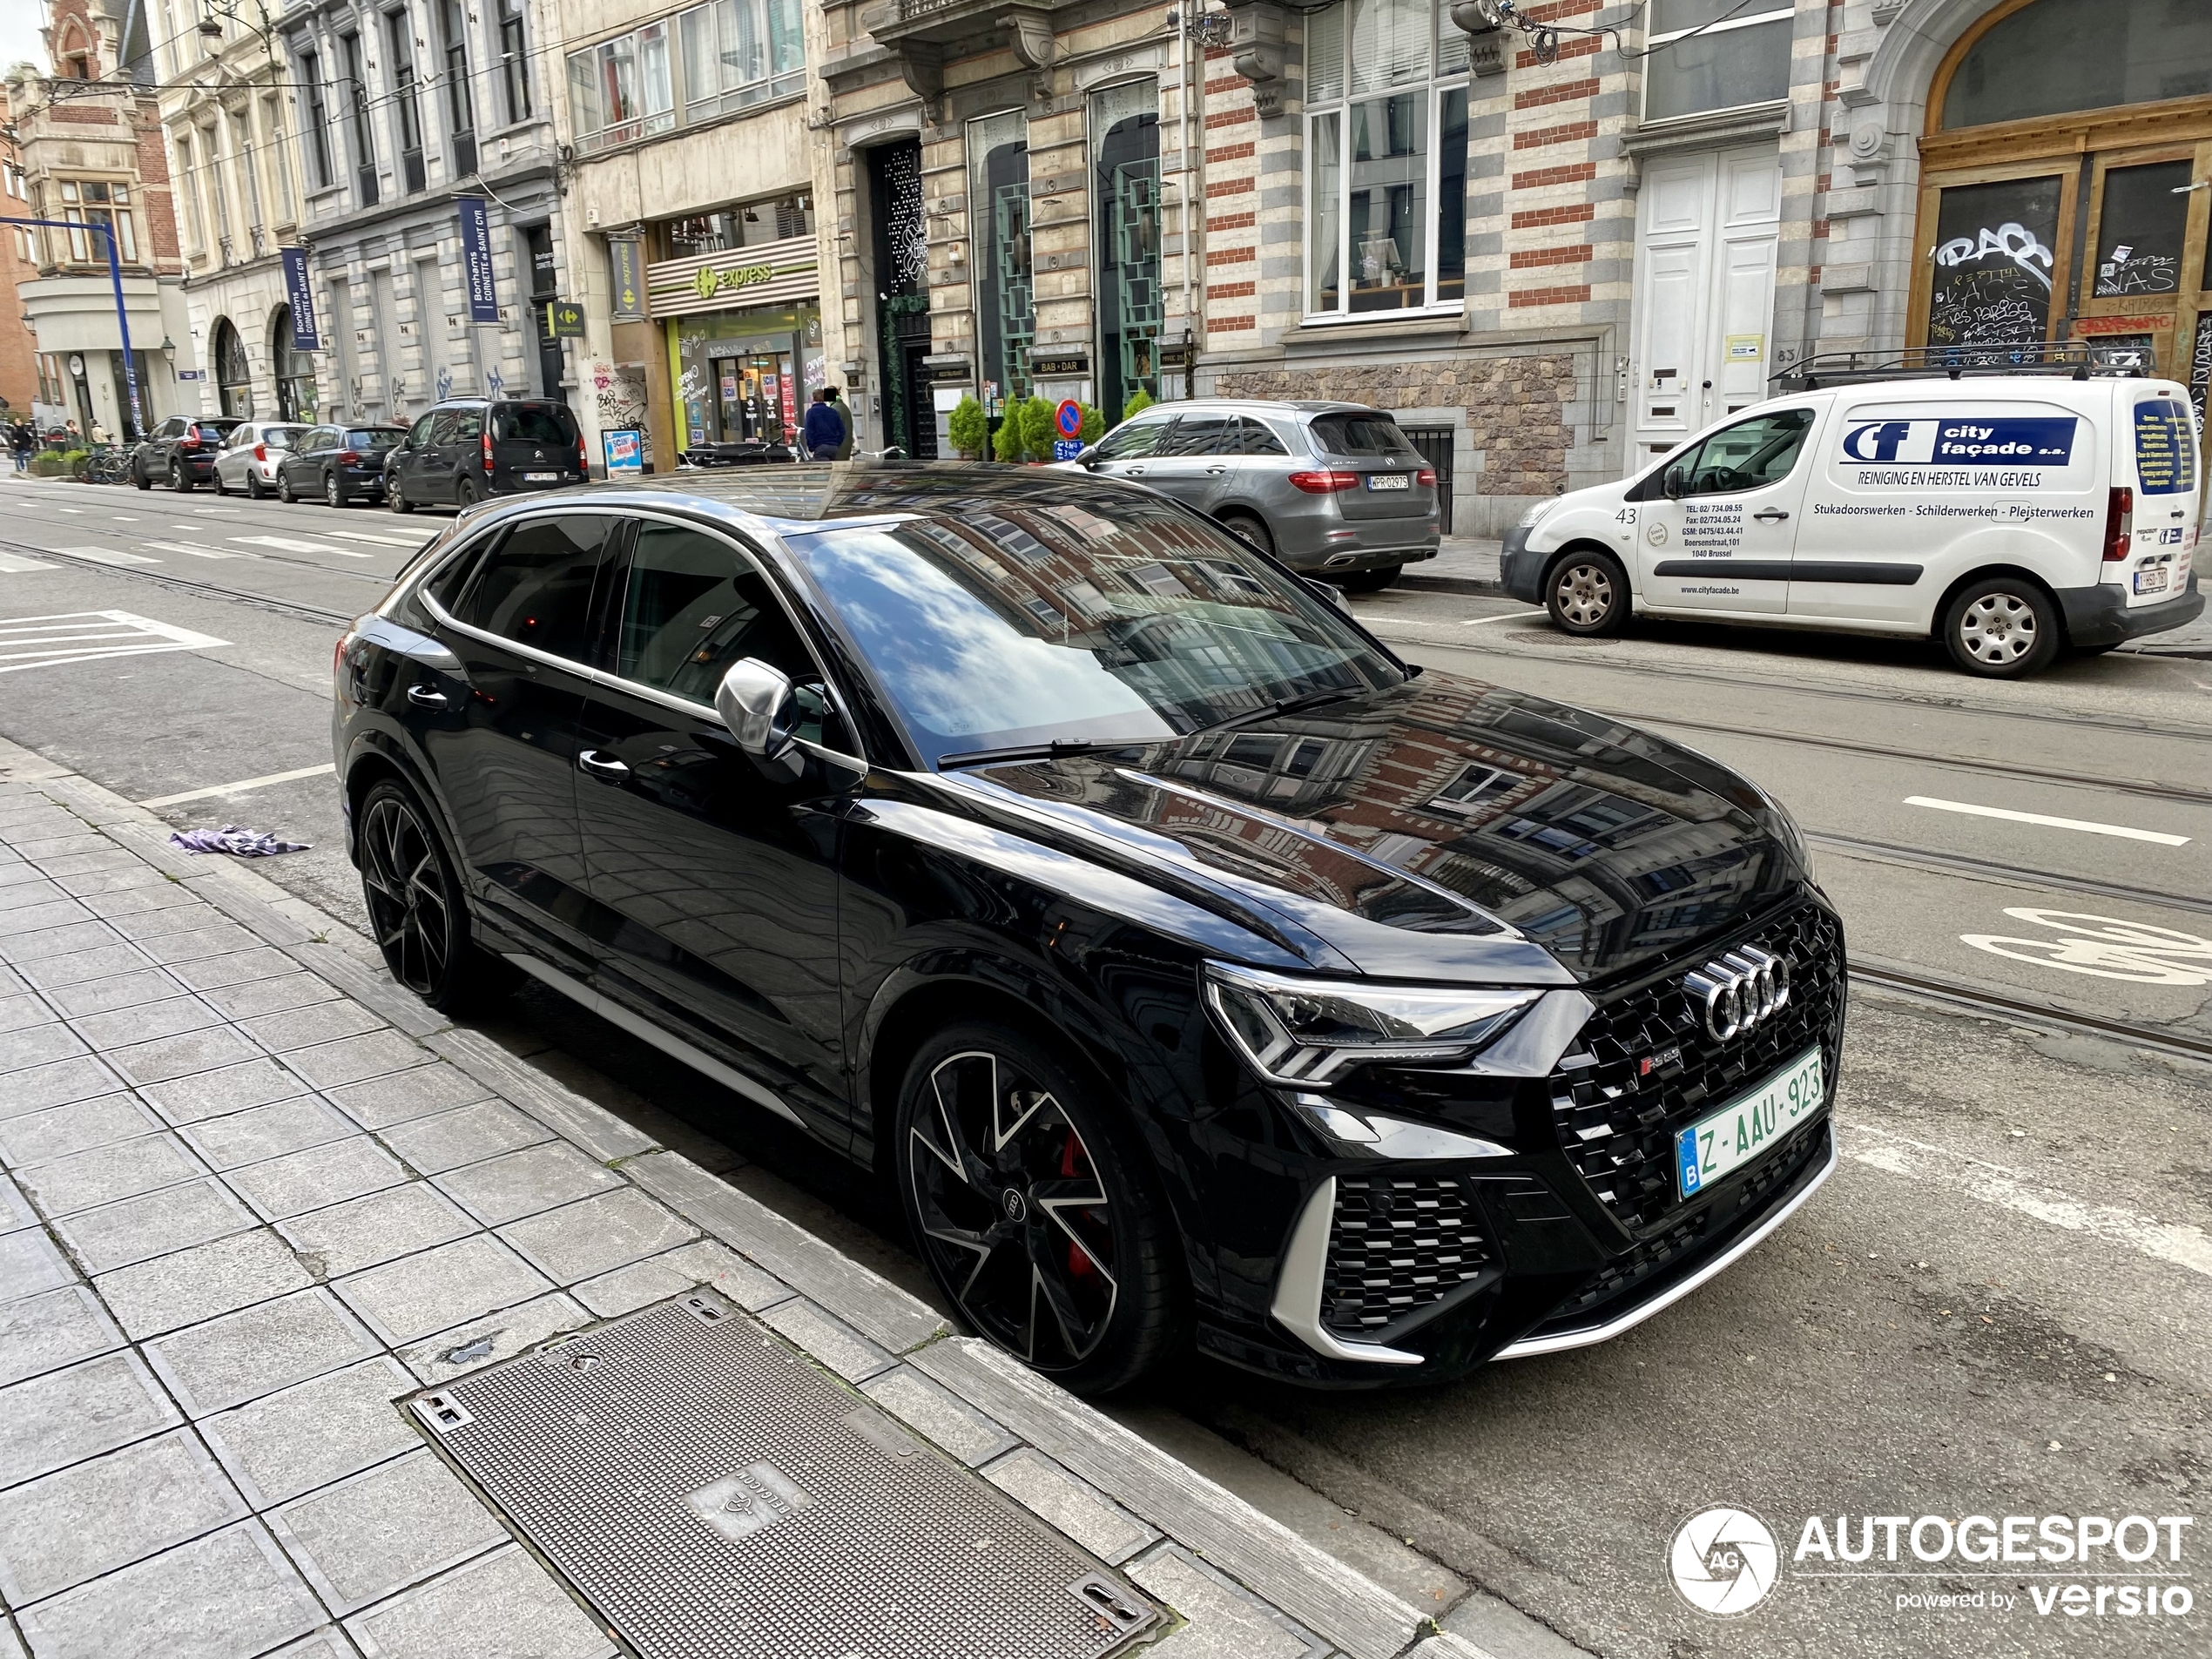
[895,1020,1186,1394]
[133,465,152,490]
[1943,576,2060,678]
[1545,550,1630,636]
[275,470,295,503]
[212,469,228,496]
[356,778,516,1014]
[388,474,412,514]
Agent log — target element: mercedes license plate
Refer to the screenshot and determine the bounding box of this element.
[523,471,559,483]
[1366,473,1410,490]
[2134,566,2169,595]
[1676,1047,1824,1200]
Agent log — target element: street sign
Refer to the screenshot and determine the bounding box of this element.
[543,299,585,339]
[1053,439,1083,461]
[1055,399,1082,439]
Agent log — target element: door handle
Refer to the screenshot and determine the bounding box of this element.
[577,750,631,781]
[1204,466,1229,475]
[405,684,448,707]
[1123,466,1144,476]
[1753,508,1791,523]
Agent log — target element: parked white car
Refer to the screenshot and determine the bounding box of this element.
[211,421,309,500]
[1501,361,2203,677]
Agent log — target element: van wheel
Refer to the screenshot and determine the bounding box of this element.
[1943,577,2060,678]
[1546,550,1629,636]
[388,475,413,515]
[895,1021,1187,1394]
[455,478,479,509]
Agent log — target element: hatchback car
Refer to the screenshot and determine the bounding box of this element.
[278,423,408,506]
[132,415,245,491]
[386,399,588,513]
[211,421,310,498]
[334,466,1842,1393]
[1068,399,1441,590]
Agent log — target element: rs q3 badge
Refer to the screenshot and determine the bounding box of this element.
[1647,522,1669,545]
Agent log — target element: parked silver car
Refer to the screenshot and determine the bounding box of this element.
[211,421,310,499]
[1066,399,1440,589]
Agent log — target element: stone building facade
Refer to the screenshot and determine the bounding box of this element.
[7,0,190,441]
[0,91,42,419]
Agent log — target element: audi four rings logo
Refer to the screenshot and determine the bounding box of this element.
[1683,947,1790,1041]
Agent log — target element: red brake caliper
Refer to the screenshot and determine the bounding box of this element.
[1061,1130,1096,1279]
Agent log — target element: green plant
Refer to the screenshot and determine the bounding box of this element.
[30,450,72,476]
[1018,395,1055,462]
[947,394,987,459]
[1077,403,1105,444]
[1122,389,1155,420]
[992,411,1025,462]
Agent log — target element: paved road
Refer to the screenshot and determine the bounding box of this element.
[2,473,2205,1658]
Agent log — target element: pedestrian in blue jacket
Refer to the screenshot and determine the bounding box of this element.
[803,390,844,461]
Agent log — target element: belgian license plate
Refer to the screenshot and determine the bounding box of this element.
[1366,473,1410,490]
[523,471,559,483]
[1676,1047,1824,1200]
[2134,566,2168,595]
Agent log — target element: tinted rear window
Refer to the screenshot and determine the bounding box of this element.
[447,515,613,661]
[196,421,239,440]
[347,428,401,448]
[496,405,578,444]
[1310,414,1417,458]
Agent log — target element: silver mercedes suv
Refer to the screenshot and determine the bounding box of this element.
[1066,399,1442,590]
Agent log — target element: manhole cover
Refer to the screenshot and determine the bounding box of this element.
[410,1290,1157,1659]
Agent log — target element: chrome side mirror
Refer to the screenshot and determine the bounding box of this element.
[713,658,804,780]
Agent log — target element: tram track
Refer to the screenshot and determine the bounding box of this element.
[1849,958,2212,1066]
[1808,830,2212,919]
[0,535,372,629]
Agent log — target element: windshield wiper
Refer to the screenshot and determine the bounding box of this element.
[1201,686,1360,736]
[935,736,1161,771]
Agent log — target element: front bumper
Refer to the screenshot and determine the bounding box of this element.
[2057,573,2203,647]
[1500,525,1544,603]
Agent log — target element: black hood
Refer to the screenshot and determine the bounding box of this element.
[933,669,1809,986]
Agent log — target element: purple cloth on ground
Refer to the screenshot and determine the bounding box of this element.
[169,826,312,857]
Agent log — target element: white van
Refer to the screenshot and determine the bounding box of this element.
[1500,367,2203,677]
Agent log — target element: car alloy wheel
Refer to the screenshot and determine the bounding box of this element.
[354,779,516,1012]
[388,475,411,514]
[326,472,343,508]
[1944,577,2058,678]
[276,469,294,503]
[898,1025,1184,1393]
[1219,511,1273,556]
[1547,551,1629,636]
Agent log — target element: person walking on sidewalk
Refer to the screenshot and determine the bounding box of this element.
[8,421,30,472]
[803,388,844,462]
[829,386,856,460]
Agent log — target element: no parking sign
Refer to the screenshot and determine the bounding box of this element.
[1053,399,1085,461]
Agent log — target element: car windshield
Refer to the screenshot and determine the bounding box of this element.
[781,490,1403,767]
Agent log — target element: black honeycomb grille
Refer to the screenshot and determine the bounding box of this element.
[1321,1173,1491,1337]
[1548,903,1844,1235]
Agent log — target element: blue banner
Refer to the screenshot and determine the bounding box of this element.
[281,247,320,350]
[458,198,499,324]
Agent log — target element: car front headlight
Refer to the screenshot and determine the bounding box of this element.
[1203,962,1539,1088]
[1515,496,1562,529]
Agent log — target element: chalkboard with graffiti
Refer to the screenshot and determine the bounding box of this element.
[1926,177,2063,354]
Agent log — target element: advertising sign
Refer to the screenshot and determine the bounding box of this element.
[458,198,500,324]
[604,429,644,476]
[609,239,645,322]
[281,248,320,350]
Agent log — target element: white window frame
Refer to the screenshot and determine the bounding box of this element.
[1638,3,1794,126]
[1301,0,1471,324]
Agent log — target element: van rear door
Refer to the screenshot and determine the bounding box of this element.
[494,402,582,490]
[2121,388,2198,606]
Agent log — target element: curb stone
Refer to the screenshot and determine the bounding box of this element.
[0,733,1504,1659]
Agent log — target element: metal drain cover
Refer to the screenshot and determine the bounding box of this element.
[410,1291,1157,1659]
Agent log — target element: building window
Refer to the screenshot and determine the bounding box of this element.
[1640,0,1793,125]
[1941,0,2212,130]
[1092,81,1161,427]
[1305,0,1469,318]
[388,10,426,192]
[341,31,378,206]
[442,0,477,177]
[232,110,262,248]
[968,110,1033,406]
[212,318,254,418]
[176,137,205,250]
[273,305,316,420]
[675,0,805,125]
[301,51,333,188]
[265,95,293,222]
[498,0,531,123]
[59,180,138,265]
[566,22,674,154]
[663,192,813,254]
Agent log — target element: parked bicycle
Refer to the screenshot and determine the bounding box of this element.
[72,443,132,486]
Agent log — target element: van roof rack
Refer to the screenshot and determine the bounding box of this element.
[1774,341,2151,392]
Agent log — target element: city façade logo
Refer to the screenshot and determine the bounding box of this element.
[1669,1505,2195,1622]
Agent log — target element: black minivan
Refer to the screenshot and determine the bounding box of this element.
[386,399,587,513]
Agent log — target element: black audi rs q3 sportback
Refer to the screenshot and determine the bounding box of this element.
[333,465,1845,1393]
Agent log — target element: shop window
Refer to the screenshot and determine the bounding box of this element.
[969,110,1033,405]
[1304,0,1469,318]
[1942,0,2212,131]
[1093,81,1161,427]
[1639,0,1794,125]
[567,22,674,155]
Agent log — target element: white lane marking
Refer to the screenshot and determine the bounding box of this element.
[139,762,337,808]
[0,609,227,672]
[1960,908,2212,986]
[1462,610,1541,626]
[320,529,424,547]
[1842,1121,2212,1279]
[229,535,372,558]
[1904,795,2190,846]
[54,506,82,514]
[111,515,139,521]
[144,540,246,560]
[55,545,161,566]
[0,550,57,572]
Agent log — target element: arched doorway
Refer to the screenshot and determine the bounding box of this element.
[211,319,254,417]
[271,306,316,421]
[1911,0,2212,403]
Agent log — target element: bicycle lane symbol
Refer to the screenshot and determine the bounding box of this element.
[1959,908,2212,986]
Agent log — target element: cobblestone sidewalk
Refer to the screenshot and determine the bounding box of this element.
[0,742,1493,1659]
